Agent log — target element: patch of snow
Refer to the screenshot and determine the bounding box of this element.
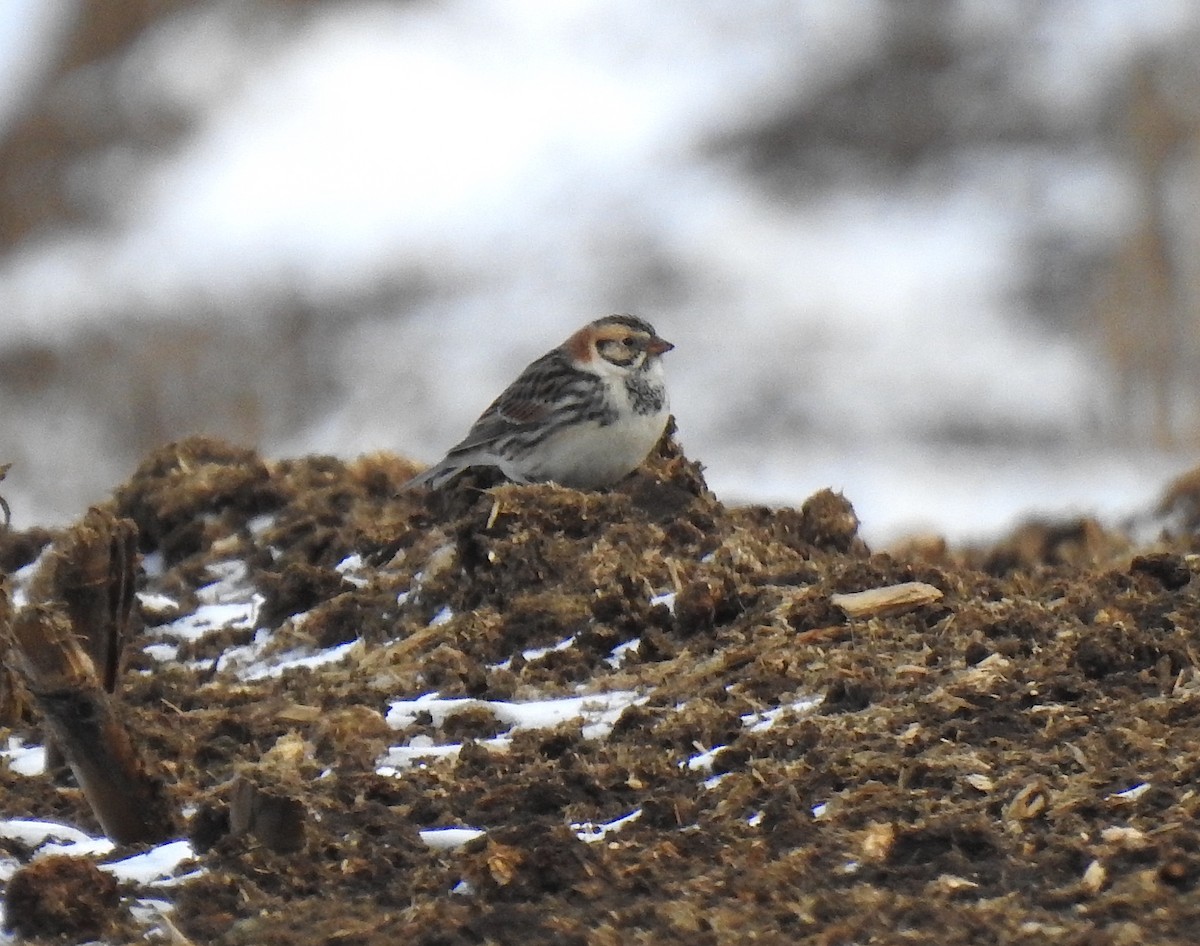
[650,591,676,611]
[147,559,263,642]
[575,808,642,843]
[247,513,275,535]
[234,639,359,681]
[0,853,18,885]
[142,551,165,578]
[0,819,113,860]
[136,591,180,614]
[491,634,577,671]
[740,697,822,733]
[0,820,197,932]
[378,738,506,774]
[380,690,646,774]
[335,552,370,587]
[0,738,45,777]
[419,827,485,850]
[197,560,254,602]
[605,637,641,668]
[8,555,43,610]
[386,690,645,739]
[682,695,822,774]
[103,840,196,885]
[153,599,261,641]
[143,643,180,663]
[686,746,725,773]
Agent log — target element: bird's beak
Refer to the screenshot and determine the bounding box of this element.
[647,336,674,356]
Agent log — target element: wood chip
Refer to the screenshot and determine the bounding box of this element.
[277,703,324,723]
[1081,859,1107,894]
[830,581,944,618]
[1006,781,1048,821]
[859,822,895,861]
[932,873,979,893]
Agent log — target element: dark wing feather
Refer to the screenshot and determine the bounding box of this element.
[440,348,580,458]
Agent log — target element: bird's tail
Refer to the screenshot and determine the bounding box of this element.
[399,460,463,491]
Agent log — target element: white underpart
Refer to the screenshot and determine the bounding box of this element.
[512,356,668,487]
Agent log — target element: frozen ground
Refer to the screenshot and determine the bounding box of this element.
[0,0,1198,543]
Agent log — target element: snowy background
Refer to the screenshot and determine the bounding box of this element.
[1,0,1200,544]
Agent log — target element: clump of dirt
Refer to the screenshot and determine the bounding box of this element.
[4,855,122,939]
[5,432,1200,944]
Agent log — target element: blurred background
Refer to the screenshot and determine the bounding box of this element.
[1,0,1199,544]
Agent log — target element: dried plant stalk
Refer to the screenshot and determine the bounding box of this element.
[27,506,139,692]
[0,577,30,725]
[9,604,174,844]
[26,506,139,775]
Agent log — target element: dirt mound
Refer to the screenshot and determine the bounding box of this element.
[4,434,1200,943]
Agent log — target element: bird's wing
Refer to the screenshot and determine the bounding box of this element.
[402,348,589,489]
[441,350,569,457]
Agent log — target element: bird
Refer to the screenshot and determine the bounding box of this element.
[404,314,674,490]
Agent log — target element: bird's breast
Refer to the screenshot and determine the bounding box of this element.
[521,407,668,487]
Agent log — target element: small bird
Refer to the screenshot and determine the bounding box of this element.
[405,314,674,490]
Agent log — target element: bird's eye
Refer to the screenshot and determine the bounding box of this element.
[622,336,634,346]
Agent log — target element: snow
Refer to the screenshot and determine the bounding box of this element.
[7,557,42,610]
[385,691,645,738]
[103,841,198,886]
[234,639,360,681]
[605,638,641,669]
[574,808,642,843]
[419,827,485,850]
[686,694,823,773]
[0,817,196,941]
[712,444,1200,546]
[203,623,355,678]
[649,592,676,611]
[335,553,370,587]
[1111,782,1151,802]
[0,737,44,777]
[379,690,647,774]
[136,591,181,614]
[742,697,828,733]
[149,560,263,643]
[134,563,367,680]
[0,819,102,858]
[0,4,1197,922]
[154,601,260,642]
[686,747,724,774]
[491,634,577,671]
[379,738,470,774]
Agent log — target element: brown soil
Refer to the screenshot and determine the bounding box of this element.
[5,432,1200,944]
